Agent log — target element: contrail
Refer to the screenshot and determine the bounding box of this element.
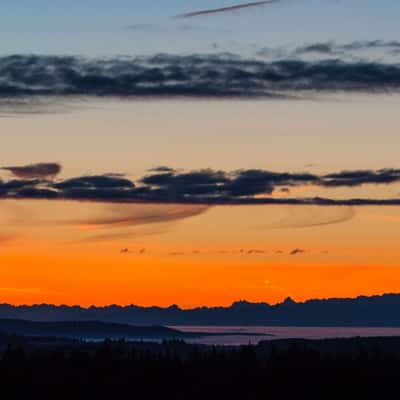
[175,1,278,18]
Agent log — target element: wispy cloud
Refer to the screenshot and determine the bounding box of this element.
[264,206,356,229]
[74,204,209,229]
[78,229,168,243]
[174,1,278,18]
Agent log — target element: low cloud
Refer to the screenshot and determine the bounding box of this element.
[322,169,400,187]
[1,163,61,179]
[1,166,400,206]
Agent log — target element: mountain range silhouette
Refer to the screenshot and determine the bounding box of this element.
[1,294,400,326]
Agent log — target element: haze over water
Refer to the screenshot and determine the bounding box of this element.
[177,326,400,346]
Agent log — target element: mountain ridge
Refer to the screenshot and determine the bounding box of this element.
[1,294,400,327]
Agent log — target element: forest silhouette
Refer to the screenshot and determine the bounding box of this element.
[1,335,399,399]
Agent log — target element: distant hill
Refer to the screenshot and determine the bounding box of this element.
[1,294,400,327]
[0,319,191,340]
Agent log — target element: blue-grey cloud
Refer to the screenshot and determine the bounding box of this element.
[256,41,400,59]
[2,54,400,100]
[294,41,400,56]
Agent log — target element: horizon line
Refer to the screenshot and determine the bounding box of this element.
[1,292,399,311]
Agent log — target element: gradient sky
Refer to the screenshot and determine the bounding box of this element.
[1,1,400,307]
[1,0,400,55]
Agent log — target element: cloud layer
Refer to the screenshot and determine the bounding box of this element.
[294,41,400,56]
[1,53,400,99]
[1,166,400,205]
[257,41,400,60]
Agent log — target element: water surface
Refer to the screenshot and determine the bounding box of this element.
[174,326,400,346]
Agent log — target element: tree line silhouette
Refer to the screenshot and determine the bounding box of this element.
[1,337,400,399]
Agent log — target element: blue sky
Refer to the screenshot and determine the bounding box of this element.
[1,0,400,56]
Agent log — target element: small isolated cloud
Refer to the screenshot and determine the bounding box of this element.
[290,249,305,256]
[127,23,158,31]
[246,249,265,255]
[294,43,338,55]
[1,163,61,179]
[149,166,177,173]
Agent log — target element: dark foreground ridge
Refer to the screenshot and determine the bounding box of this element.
[2,293,400,326]
[0,319,189,340]
[0,319,265,341]
[1,335,400,399]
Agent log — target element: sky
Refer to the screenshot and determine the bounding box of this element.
[1,1,400,307]
[1,0,400,55]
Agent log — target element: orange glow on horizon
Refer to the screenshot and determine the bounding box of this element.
[1,245,399,308]
[0,200,399,308]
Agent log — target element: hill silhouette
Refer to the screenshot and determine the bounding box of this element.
[1,294,400,326]
[0,319,190,340]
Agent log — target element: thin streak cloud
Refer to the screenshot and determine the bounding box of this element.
[74,204,209,229]
[264,206,356,229]
[175,1,278,18]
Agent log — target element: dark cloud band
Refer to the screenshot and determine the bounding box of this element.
[2,54,400,99]
[1,166,400,206]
